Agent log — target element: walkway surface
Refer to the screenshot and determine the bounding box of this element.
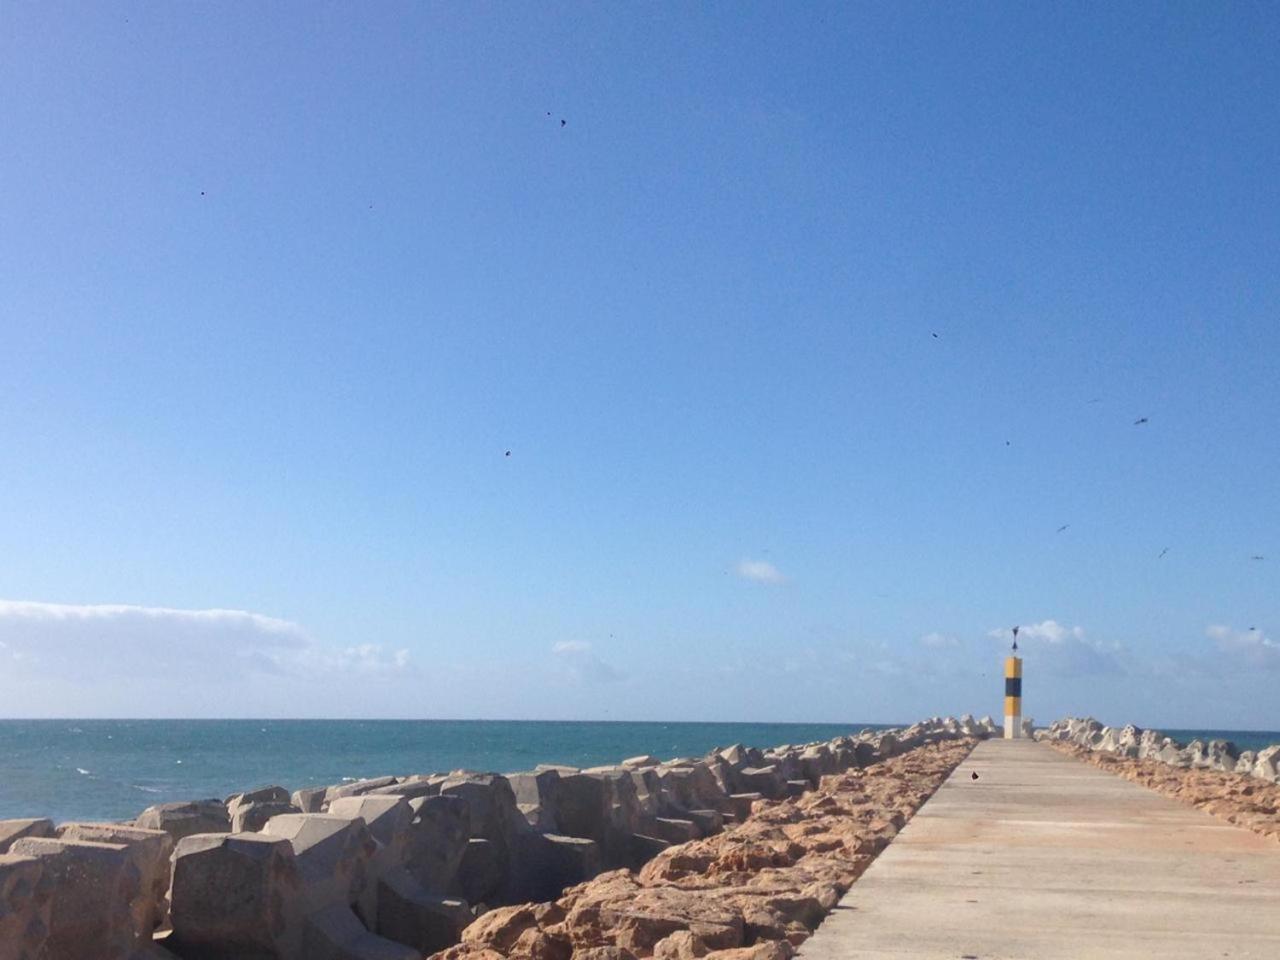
[798,738,1280,960]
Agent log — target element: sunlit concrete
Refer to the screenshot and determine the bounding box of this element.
[799,739,1280,959]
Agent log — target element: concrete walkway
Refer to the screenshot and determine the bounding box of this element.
[798,739,1280,960]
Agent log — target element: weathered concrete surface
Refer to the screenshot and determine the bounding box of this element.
[798,739,1280,960]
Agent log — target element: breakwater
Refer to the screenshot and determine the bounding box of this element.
[1038,716,1280,783]
[0,714,995,960]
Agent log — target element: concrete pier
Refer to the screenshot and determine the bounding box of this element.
[798,739,1280,959]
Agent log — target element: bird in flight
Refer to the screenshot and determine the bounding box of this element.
[931,332,939,339]
[1056,524,1070,534]
[561,119,567,127]
[504,450,511,457]
[1133,417,1149,425]
[1157,547,1170,559]
[1250,555,1265,561]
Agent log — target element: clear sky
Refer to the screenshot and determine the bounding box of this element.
[1,3,1277,727]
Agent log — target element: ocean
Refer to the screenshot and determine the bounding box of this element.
[4,720,1276,824]
[0,718,898,823]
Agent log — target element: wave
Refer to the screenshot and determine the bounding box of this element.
[75,768,92,776]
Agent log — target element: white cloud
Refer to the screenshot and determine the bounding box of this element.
[551,640,623,684]
[736,559,786,584]
[919,632,958,648]
[552,640,592,654]
[1207,625,1280,671]
[987,620,1085,644]
[986,619,1123,677]
[0,598,410,683]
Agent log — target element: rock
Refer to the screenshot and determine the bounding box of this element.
[703,942,794,960]
[728,795,762,821]
[9,836,142,960]
[1236,751,1257,774]
[0,817,53,854]
[653,930,710,960]
[0,853,52,960]
[168,833,303,959]
[55,822,173,934]
[135,800,230,842]
[561,870,745,954]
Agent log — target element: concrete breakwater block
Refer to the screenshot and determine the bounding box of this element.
[0,853,53,960]
[135,800,230,842]
[0,818,54,854]
[8,836,144,960]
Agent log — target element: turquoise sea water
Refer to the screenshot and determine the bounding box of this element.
[0,719,898,823]
[4,720,1275,824]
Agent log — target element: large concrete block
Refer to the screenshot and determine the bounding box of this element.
[404,795,471,893]
[135,801,230,842]
[262,814,375,911]
[374,869,471,955]
[0,819,53,854]
[55,822,173,935]
[0,853,52,960]
[507,770,562,831]
[168,833,303,960]
[507,831,601,902]
[9,837,142,960]
[293,787,328,813]
[301,903,418,960]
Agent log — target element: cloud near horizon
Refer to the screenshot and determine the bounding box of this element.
[551,640,624,684]
[0,599,411,683]
[735,559,786,584]
[1207,624,1280,671]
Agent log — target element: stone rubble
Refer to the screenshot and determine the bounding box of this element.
[0,714,994,960]
[1041,716,1280,842]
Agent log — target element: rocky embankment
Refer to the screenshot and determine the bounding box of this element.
[434,740,973,960]
[0,715,993,960]
[1040,716,1280,842]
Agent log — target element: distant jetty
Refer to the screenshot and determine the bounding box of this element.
[0,715,997,960]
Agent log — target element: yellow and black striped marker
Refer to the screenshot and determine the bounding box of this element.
[1004,655,1022,739]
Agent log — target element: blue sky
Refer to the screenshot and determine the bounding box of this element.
[1,3,1277,726]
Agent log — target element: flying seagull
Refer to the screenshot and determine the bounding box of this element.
[1157,547,1170,559]
[561,119,566,127]
[1250,555,1266,561]
[1056,524,1070,534]
[504,451,511,457]
[1134,417,1149,425]
[931,332,939,339]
